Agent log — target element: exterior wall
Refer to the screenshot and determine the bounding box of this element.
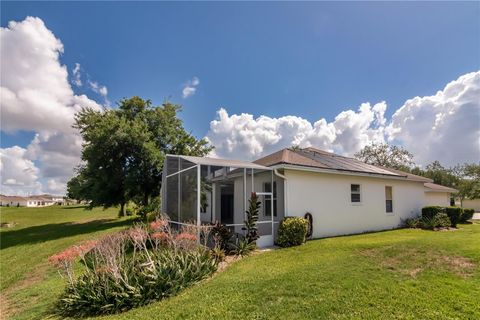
[462,199,480,211]
[0,200,28,207]
[424,192,451,207]
[284,169,425,238]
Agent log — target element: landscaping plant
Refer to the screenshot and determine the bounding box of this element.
[421,206,445,219]
[461,208,475,223]
[403,217,421,228]
[277,217,309,247]
[243,192,260,244]
[49,218,218,317]
[445,206,463,227]
[231,238,256,257]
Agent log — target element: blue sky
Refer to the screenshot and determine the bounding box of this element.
[1,2,479,195]
[2,1,479,143]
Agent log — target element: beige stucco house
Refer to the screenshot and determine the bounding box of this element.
[161,147,457,247]
[0,194,62,207]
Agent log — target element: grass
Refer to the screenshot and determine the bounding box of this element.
[1,207,479,319]
[0,205,133,319]
[101,224,480,320]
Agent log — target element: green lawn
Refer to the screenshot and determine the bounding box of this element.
[0,205,133,319]
[1,207,479,320]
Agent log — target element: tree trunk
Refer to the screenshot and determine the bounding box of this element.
[119,202,126,217]
[143,192,149,206]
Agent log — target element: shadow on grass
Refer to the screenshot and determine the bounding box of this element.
[0,218,133,250]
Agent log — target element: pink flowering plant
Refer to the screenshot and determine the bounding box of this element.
[50,217,218,317]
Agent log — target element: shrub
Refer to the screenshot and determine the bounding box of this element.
[56,248,216,317]
[460,208,475,223]
[51,222,217,317]
[421,206,444,219]
[136,197,161,221]
[433,213,451,228]
[445,207,463,228]
[210,222,233,251]
[421,216,437,230]
[420,213,451,229]
[403,217,421,228]
[231,239,256,257]
[277,217,309,247]
[211,246,226,263]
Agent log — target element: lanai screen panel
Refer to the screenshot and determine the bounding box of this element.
[163,156,197,223]
[179,166,197,223]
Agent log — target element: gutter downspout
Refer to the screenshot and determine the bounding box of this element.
[274,168,288,217]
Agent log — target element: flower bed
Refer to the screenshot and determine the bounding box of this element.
[49,217,218,317]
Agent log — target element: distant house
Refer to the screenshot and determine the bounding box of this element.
[161,147,458,247]
[0,195,29,207]
[461,198,480,211]
[424,182,458,207]
[0,194,64,207]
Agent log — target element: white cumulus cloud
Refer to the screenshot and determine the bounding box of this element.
[0,146,42,196]
[388,71,480,166]
[0,17,101,133]
[206,72,479,167]
[0,16,103,195]
[72,63,82,86]
[182,77,200,98]
[206,101,387,160]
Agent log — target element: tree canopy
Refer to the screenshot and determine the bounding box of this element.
[67,97,212,215]
[354,143,414,170]
[355,143,480,203]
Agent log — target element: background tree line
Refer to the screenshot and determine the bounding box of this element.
[354,143,480,204]
[67,97,212,216]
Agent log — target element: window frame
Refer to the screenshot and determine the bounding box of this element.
[385,185,394,214]
[263,181,277,217]
[350,183,362,205]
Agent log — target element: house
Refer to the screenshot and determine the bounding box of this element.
[423,182,458,207]
[26,195,57,207]
[0,194,63,207]
[0,195,29,207]
[461,198,480,212]
[161,147,454,247]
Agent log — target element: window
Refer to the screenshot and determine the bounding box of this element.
[351,184,361,203]
[264,182,277,217]
[385,186,393,213]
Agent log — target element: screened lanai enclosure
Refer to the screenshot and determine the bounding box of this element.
[161,155,285,247]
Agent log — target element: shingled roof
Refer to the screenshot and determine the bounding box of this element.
[254,147,432,182]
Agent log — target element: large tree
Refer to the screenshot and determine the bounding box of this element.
[68,97,212,215]
[354,143,414,170]
[454,163,480,204]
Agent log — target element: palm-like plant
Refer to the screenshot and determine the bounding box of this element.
[243,192,260,243]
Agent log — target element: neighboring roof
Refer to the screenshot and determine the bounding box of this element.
[0,195,27,202]
[168,155,271,170]
[424,182,458,193]
[255,147,431,182]
[0,194,61,202]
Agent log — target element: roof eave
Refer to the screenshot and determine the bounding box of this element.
[272,163,427,182]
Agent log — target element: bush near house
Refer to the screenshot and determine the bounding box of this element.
[421,206,445,219]
[277,217,309,247]
[50,219,218,317]
[445,207,463,228]
[423,213,452,229]
[461,208,475,223]
[415,206,470,229]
